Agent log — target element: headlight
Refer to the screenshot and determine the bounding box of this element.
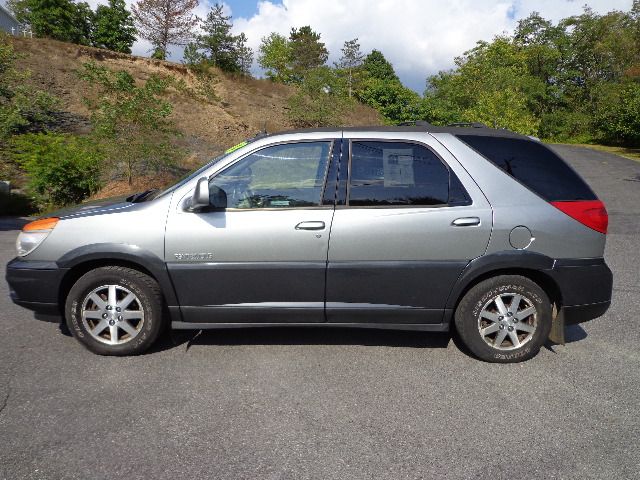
[16,217,59,257]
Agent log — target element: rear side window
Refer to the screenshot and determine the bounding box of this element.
[457,135,596,201]
[348,141,469,207]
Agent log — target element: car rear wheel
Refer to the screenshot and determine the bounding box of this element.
[454,275,552,363]
[65,266,164,355]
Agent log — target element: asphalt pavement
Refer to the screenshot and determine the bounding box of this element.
[1,145,639,480]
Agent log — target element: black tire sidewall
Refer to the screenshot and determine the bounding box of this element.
[65,267,163,356]
[455,275,552,363]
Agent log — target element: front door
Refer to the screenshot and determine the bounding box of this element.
[165,140,338,324]
[326,136,492,324]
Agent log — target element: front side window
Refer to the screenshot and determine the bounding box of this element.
[348,141,451,206]
[210,141,332,209]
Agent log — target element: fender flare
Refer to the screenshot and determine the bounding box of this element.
[56,243,179,306]
[445,250,556,310]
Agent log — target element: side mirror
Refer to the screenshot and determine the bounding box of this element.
[187,177,210,211]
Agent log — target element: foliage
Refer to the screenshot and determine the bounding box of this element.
[92,0,137,53]
[358,77,423,125]
[362,50,399,82]
[78,61,180,185]
[422,4,640,143]
[595,82,640,145]
[131,0,199,60]
[356,49,422,124]
[287,67,348,128]
[288,26,328,83]
[188,3,253,74]
[10,133,102,208]
[8,0,94,44]
[258,33,293,83]
[335,38,365,98]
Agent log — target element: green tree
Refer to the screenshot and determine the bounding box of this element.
[92,0,137,53]
[197,3,238,71]
[595,82,640,145]
[235,33,253,75]
[8,0,94,44]
[288,26,328,83]
[258,32,293,83]
[424,38,543,134]
[356,49,422,124]
[335,38,364,98]
[358,77,423,124]
[362,49,399,82]
[192,3,252,74]
[78,62,180,185]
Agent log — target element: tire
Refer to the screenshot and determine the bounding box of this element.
[454,275,552,363]
[65,266,164,356]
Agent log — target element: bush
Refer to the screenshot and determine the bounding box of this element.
[10,133,102,209]
[287,67,348,127]
[78,61,181,185]
[595,82,640,146]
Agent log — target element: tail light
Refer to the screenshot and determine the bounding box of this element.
[551,200,608,234]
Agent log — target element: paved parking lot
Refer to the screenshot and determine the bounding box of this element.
[1,145,639,480]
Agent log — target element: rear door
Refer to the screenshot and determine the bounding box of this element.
[165,139,339,324]
[326,133,492,324]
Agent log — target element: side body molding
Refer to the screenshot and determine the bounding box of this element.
[445,251,556,310]
[56,243,180,308]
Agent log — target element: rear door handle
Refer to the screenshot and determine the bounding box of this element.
[295,221,326,231]
[451,217,481,227]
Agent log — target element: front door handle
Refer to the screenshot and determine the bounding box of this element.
[295,221,326,231]
[451,217,481,227]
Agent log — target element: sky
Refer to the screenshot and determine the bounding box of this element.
[3,0,636,92]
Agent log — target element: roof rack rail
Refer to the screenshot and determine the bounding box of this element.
[447,122,488,128]
[397,120,435,128]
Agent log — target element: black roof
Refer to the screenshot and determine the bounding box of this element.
[273,122,532,140]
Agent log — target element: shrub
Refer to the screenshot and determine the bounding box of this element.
[10,133,102,209]
[595,82,640,146]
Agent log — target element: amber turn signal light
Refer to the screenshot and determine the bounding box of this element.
[22,217,59,232]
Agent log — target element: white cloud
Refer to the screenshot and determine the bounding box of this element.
[232,0,635,92]
[8,0,635,90]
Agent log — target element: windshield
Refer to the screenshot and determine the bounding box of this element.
[149,152,231,201]
[146,135,266,202]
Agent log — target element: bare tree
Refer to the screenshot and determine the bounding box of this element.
[132,0,199,60]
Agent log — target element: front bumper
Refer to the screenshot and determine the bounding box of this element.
[551,258,613,324]
[6,258,67,314]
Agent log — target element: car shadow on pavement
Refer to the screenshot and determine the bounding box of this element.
[34,313,73,337]
[154,327,452,353]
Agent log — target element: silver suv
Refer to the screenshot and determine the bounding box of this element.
[6,124,613,362]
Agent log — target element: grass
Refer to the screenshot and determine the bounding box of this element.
[566,143,640,163]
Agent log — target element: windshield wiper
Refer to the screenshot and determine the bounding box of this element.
[126,189,157,203]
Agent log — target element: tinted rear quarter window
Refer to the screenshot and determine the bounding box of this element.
[457,135,596,201]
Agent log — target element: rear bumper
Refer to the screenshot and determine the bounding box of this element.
[562,301,611,324]
[5,258,66,314]
[551,258,613,324]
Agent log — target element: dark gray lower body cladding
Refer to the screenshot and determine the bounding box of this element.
[171,321,449,332]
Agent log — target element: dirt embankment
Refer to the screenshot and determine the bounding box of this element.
[11,36,383,166]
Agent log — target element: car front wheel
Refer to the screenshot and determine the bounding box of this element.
[65,266,164,356]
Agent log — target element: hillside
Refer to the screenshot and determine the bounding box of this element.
[9,37,383,195]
